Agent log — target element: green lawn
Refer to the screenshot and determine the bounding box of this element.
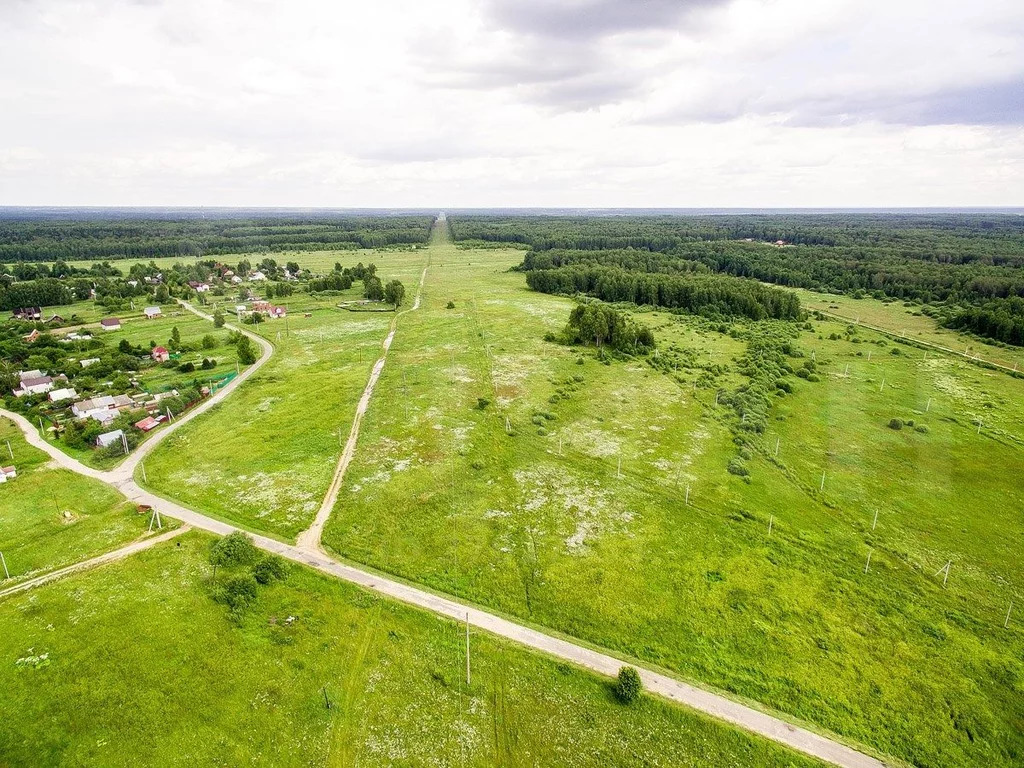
[141,251,428,539]
[0,531,823,768]
[0,418,162,584]
[320,240,1024,767]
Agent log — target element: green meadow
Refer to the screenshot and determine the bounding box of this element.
[141,250,428,538]
[320,240,1024,767]
[0,418,158,584]
[0,531,823,768]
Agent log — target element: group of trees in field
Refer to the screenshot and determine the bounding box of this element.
[559,303,655,353]
[452,213,1024,344]
[0,216,433,262]
[527,265,801,321]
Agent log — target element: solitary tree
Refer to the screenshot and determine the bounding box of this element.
[155,283,169,302]
[236,335,258,365]
[613,666,642,704]
[213,309,225,328]
[384,279,406,309]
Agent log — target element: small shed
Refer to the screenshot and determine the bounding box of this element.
[144,307,162,319]
[152,346,170,362]
[100,318,121,331]
[96,429,125,448]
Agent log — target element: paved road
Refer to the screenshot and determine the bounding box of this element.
[0,247,891,768]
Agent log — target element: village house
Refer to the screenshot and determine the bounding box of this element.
[19,369,45,381]
[230,275,243,284]
[12,307,42,321]
[48,387,78,403]
[72,394,133,422]
[95,429,125,449]
[249,270,267,281]
[100,317,121,331]
[187,281,211,292]
[152,346,170,363]
[46,314,64,324]
[13,375,54,397]
[62,332,93,343]
[144,306,162,319]
[22,329,41,343]
[79,357,100,368]
[251,300,272,312]
[0,466,17,482]
[267,306,287,319]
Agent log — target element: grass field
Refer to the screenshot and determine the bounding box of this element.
[0,418,160,584]
[320,239,1024,767]
[140,251,428,539]
[0,531,824,768]
[792,287,1024,372]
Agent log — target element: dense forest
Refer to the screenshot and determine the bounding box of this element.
[0,215,433,262]
[451,213,1024,344]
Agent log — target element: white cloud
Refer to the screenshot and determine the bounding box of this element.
[0,0,1021,206]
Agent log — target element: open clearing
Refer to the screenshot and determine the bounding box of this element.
[0,531,825,768]
[322,239,1024,768]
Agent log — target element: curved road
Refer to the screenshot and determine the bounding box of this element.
[0,255,890,768]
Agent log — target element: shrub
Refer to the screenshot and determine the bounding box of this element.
[915,424,929,433]
[252,555,288,585]
[202,334,219,350]
[446,301,455,309]
[727,458,750,477]
[476,397,490,410]
[178,361,195,373]
[218,574,259,611]
[613,666,642,704]
[888,418,904,430]
[210,531,259,567]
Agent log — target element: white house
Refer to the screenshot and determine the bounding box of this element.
[18,369,45,381]
[100,318,121,331]
[249,270,267,281]
[230,275,243,284]
[48,387,77,403]
[80,357,100,368]
[96,429,125,449]
[144,306,162,319]
[13,376,53,397]
[0,466,16,483]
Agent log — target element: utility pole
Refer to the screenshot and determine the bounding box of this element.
[465,612,471,686]
[140,461,147,483]
[872,509,878,531]
[1006,601,1014,629]
[5,440,11,460]
[864,549,872,573]
[774,437,780,457]
[820,471,826,492]
[767,515,773,536]
[0,551,9,579]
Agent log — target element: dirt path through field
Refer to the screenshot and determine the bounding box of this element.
[295,254,430,550]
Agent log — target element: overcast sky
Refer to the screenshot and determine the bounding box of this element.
[1,0,1022,207]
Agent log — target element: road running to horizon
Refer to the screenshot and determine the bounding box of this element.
[0,219,891,768]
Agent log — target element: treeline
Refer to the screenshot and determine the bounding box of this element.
[945,297,1024,345]
[452,213,1024,345]
[0,216,433,262]
[0,278,73,310]
[560,303,655,353]
[526,265,801,321]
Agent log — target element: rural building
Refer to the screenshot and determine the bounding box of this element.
[95,429,125,449]
[230,275,243,284]
[48,387,78,403]
[144,306,162,319]
[11,307,41,321]
[46,315,64,324]
[79,357,100,367]
[252,300,272,312]
[187,281,210,292]
[249,270,267,281]
[0,466,16,481]
[72,394,133,422]
[19,369,45,381]
[152,346,170,362]
[267,306,287,319]
[63,332,92,343]
[100,317,121,331]
[235,304,247,314]
[22,329,41,343]
[13,375,54,397]
[134,415,162,432]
